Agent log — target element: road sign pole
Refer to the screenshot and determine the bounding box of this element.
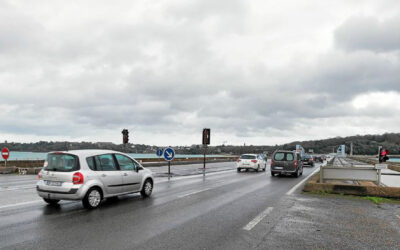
[163,147,175,177]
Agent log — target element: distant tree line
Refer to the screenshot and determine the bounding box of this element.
[1,133,400,155]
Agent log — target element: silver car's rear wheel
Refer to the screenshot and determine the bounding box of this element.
[83,188,102,209]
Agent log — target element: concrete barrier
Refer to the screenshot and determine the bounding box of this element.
[0,166,17,174]
[0,160,44,168]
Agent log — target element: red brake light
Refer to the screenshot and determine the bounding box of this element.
[294,160,298,167]
[37,172,42,180]
[251,160,258,163]
[72,172,84,184]
[271,159,274,166]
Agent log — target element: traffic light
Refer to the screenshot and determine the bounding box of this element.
[122,129,129,144]
[202,128,210,145]
[378,146,383,163]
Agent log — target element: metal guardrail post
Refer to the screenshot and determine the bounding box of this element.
[377,169,381,186]
[374,164,387,186]
[319,165,323,183]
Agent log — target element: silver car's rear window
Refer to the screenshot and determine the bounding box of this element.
[240,155,256,159]
[44,153,80,172]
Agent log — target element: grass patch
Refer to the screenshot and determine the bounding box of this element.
[304,192,400,204]
[362,196,399,204]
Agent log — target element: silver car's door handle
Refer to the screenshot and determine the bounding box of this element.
[101,174,107,177]
[123,173,128,176]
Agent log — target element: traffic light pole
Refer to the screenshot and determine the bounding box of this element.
[203,145,207,170]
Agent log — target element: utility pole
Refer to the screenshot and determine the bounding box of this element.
[350,142,353,156]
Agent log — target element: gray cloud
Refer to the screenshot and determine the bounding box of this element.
[335,16,400,52]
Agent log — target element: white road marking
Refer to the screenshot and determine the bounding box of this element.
[0,185,35,192]
[243,207,274,231]
[178,188,212,198]
[0,200,42,210]
[286,167,320,195]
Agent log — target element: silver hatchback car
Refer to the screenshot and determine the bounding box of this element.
[36,150,154,209]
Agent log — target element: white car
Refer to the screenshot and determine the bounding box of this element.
[237,154,267,172]
[36,150,154,209]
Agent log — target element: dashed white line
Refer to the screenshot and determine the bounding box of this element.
[0,185,35,192]
[178,188,212,198]
[243,207,274,231]
[286,167,321,195]
[0,200,42,210]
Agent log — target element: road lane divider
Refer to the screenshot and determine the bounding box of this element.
[0,200,42,210]
[243,207,274,231]
[0,185,36,192]
[178,188,212,198]
[286,167,320,195]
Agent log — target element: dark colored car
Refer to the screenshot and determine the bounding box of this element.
[313,155,323,163]
[302,155,314,167]
[270,150,303,177]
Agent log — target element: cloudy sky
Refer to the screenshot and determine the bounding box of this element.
[0,0,399,146]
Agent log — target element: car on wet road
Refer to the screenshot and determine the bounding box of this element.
[237,154,267,172]
[36,150,154,209]
[313,155,323,163]
[301,155,314,167]
[270,150,303,177]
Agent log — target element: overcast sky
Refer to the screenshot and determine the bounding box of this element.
[0,0,399,146]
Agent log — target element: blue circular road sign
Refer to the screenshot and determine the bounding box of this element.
[163,147,175,162]
[156,148,163,157]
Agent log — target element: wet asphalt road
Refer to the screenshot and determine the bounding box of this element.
[0,162,399,249]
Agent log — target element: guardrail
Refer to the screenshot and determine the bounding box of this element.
[319,163,387,185]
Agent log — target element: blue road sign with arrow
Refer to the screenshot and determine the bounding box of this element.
[156,148,163,157]
[163,147,175,161]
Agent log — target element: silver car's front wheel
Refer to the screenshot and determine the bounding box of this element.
[141,179,153,198]
[83,188,102,209]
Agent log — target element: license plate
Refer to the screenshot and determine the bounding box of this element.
[274,167,283,170]
[46,181,62,186]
